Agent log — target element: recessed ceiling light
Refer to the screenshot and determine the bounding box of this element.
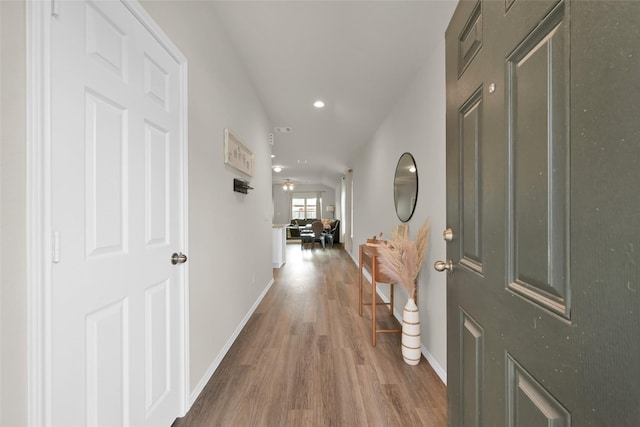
[271,154,275,158]
[273,166,282,173]
[313,100,325,108]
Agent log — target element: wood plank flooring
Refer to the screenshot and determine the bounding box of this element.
[173,243,447,426]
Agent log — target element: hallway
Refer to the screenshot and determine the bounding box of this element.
[173,244,447,426]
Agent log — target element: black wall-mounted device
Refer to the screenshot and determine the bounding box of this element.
[233,178,254,194]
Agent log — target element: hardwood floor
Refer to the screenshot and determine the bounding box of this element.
[173,243,447,426]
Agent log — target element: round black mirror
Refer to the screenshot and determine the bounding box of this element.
[394,152,418,222]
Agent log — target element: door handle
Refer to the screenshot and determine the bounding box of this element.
[171,252,188,265]
[443,228,453,242]
[434,260,453,274]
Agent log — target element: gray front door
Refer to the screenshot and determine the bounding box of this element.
[445,1,640,425]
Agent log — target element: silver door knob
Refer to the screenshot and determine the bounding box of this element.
[443,228,453,242]
[171,252,188,265]
[434,260,453,273]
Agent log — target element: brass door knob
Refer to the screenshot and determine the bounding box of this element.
[434,260,453,273]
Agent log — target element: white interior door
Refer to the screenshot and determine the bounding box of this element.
[50,1,187,425]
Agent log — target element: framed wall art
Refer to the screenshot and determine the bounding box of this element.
[224,128,254,176]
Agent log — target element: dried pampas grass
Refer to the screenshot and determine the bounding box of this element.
[377,218,430,298]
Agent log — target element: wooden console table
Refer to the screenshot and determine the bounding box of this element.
[359,244,401,346]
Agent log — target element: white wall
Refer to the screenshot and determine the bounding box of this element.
[1,1,28,425]
[140,1,274,400]
[349,36,450,381]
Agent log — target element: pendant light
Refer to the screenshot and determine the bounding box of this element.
[282,179,295,191]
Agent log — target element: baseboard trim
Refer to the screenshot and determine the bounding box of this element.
[188,277,275,407]
[422,345,447,385]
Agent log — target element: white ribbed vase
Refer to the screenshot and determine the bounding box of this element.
[401,297,421,365]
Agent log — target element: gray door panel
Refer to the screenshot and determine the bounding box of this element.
[445,1,640,425]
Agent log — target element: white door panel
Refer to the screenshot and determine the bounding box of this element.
[50,1,186,425]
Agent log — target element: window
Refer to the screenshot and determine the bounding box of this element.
[291,192,322,219]
[292,197,316,219]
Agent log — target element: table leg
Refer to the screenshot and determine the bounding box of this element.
[372,257,377,346]
[358,245,363,316]
[372,279,376,346]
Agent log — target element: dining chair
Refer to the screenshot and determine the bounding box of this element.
[310,220,326,249]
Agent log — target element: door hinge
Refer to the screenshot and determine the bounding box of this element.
[51,0,60,17]
[52,232,60,263]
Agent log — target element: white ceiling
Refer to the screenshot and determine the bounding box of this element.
[212,0,457,187]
